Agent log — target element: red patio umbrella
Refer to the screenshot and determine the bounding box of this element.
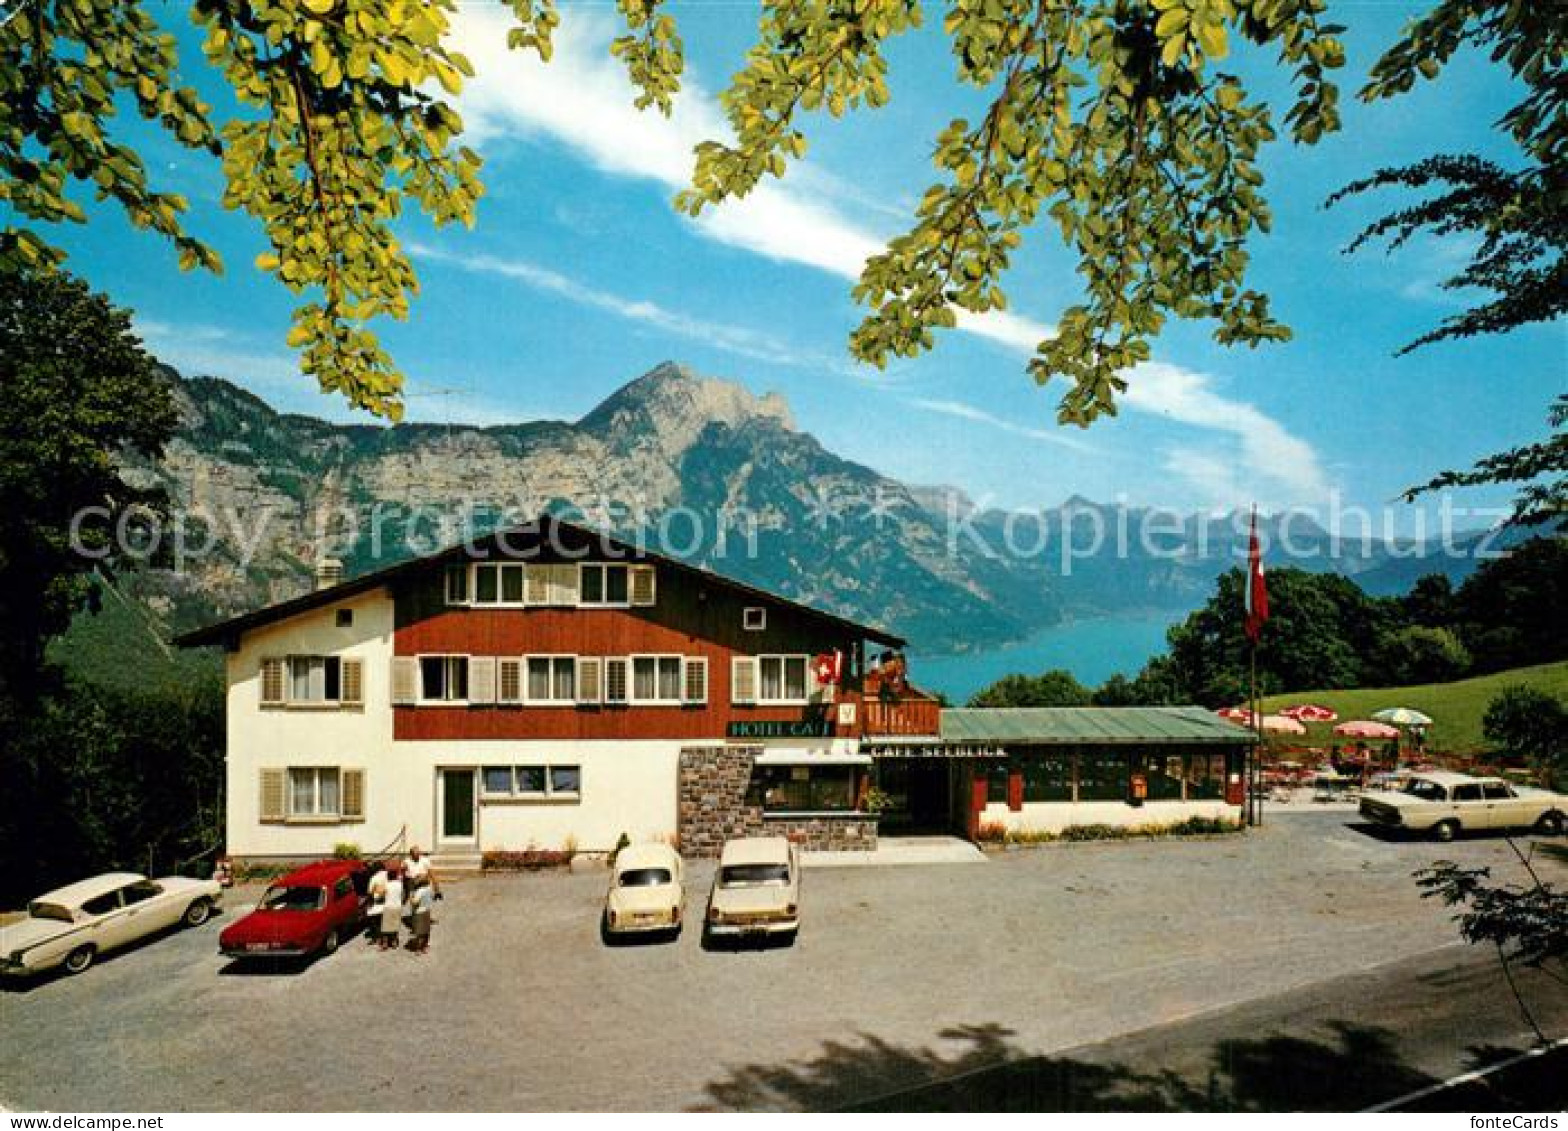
[1333,720,1400,740]
[1280,704,1339,723]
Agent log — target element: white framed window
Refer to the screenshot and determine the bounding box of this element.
[444,564,470,605]
[743,607,767,631]
[524,655,578,704]
[289,767,341,818]
[480,764,582,801]
[469,562,528,606]
[418,655,469,703]
[288,655,342,703]
[262,656,362,708]
[579,563,631,606]
[631,654,684,704]
[758,655,810,704]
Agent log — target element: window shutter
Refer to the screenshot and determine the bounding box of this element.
[468,656,497,705]
[731,657,757,704]
[498,658,523,704]
[576,657,603,704]
[630,564,657,606]
[683,657,709,704]
[260,658,285,707]
[339,658,364,707]
[551,563,580,605]
[340,769,365,821]
[259,769,286,823]
[603,657,629,705]
[391,657,419,706]
[444,564,470,605]
[524,564,550,606]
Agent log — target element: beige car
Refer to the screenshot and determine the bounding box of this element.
[603,843,684,939]
[1359,772,1567,841]
[704,836,800,944]
[1,872,223,977]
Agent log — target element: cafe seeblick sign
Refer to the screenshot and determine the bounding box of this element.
[726,720,834,740]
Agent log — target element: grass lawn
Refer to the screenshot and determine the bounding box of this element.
[1258,660,1568,755]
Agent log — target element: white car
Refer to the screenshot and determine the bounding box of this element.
[1,872,223,977]
[1359,772,1568,841]
[603,843,685,939]
[704,837,800,944]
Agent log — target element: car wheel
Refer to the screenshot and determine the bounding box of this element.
[182,898,213,928]
[63,945,95,975]
[322,929,340,956]
[1433,820,1459,843]
[1535,811,1566,836]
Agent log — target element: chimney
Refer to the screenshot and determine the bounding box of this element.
[315,558,344,591]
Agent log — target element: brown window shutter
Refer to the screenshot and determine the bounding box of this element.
[340,769,365,821]
[576,657,603,704]
[683,657,708,704]
[630,565,657,606]
[391,657,419,705]
[259,768,286,823]
[260,658,285,707]
[731,657,757,704]
[498,658,522,704]
[339,658,364,707]
[603,658,629,705]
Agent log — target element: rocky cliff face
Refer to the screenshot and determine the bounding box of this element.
[124,360,1497,654]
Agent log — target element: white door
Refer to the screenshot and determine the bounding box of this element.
[438,768,478,847]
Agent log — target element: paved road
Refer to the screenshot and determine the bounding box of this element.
[1,813,1562,1111]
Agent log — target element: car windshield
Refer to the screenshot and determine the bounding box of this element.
[260,885,325,912]
[26,902,74,923]
[720,864,790,887]
[1403,779,1447,802]
[618,868,672,887]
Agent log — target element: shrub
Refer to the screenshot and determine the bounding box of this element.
[482,848,574,871]
[1484,685,1568,787]
[333,842,361,860]
[979,816,1242,847]
[976,821,1009,843]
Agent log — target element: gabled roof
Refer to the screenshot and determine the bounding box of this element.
[174,514,904,649]
[940,706,1256,745]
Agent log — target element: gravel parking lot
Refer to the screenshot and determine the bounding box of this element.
[2,812,1562,1111]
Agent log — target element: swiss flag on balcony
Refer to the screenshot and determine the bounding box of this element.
[812,651,843,687]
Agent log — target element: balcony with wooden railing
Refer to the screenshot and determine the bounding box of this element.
[858,667,942,737]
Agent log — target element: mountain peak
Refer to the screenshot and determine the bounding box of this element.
[577,361,794,452]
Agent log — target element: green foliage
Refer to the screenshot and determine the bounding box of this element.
[1400,397,1567,527]
[969,668,1091,708]
[0,673,225,904]
[979,815,1242,845]
[677,0,1345,424]
[333,842,362,859]
[0,266,177,723]
[1483,685,1568,786]
[1451,537,1568,673]
[1374,625,1471,687]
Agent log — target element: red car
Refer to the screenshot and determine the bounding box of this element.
[219,860,370,961]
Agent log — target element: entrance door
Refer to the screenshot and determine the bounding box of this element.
[875,759,954,833]
[438,769,477,845]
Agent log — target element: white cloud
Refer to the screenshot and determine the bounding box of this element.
[907,397,1096,453]
[450,7,1333,506]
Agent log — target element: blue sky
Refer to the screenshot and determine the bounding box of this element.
[39,1,1566,529]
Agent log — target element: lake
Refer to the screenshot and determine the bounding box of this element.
[912,609,1189,704]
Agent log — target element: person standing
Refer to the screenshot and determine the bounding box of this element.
[379,866,404,950]
[407,879,434,955]
[404,846,438,895]
[365,862,389,946]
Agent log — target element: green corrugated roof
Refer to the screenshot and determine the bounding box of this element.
[939,706,1255,745]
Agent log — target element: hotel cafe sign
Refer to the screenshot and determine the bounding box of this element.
[726,719,834,740]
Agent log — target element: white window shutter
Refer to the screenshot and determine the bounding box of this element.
[630,564,657,606]
[683,657,709,704]
[444,564,470,605]
[731,657,757,704]
[391,657,419,705]
[259,769,286,823]
[468,656,497,705]
[604,658,629,705]
[340,659,364,707]
[260,658,285,707]
[550,563,580,605]
[498,658,522,704]
[577,657,603,704]
[340,769,365,821]
[524,564,550,605]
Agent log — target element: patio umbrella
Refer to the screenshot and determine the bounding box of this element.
[1372,707,1433,727]
[1280,704,1339,723]
[1334,720,1401,740]
[1260,714,1308,735]
[1215,706,1254,722]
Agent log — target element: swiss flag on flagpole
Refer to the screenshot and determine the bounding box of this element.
[1244,507,1269,643]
